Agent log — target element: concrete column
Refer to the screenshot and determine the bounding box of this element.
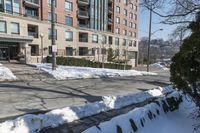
[25,44,31,64]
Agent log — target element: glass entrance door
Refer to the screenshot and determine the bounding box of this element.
[0,47,9,60]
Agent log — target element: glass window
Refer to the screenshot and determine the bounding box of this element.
[124,9,127,16]
[14,0,20,15]
[48,12,57,22]
[0,0,4,12]
[123,29,127,35]
[123,19,127,26]
[116,17,120,24]
[122,39,126,46]
[134,32,137,38]
[92,34,98,43]
[129,22,133,28]
[134,5,137,12]
[29,44,39,56]
[66,47,73,56]
[129,32,132,37]
[123,0,127,4]
[48,0,56,7]
[134,14,137,20]
[130,13,133,19]
[65,31,73,41]
[130,3,133,9]
[48,28,57,40]
[6,0,12,14]
[0,21,6,33]
[108,36,112,44]
[116,28,120,34]
[115,37,119,46]
[65,16,73,26]
[134,23,137,29]
[11,22,20,34]
[65,1,73,11]
[134,41,137,47]
[129,40,132,46]
[116,6,120,13]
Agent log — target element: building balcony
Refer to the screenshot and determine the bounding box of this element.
[23,0,39,8]
[78,0,89,5]
[108,8,113,14]
[108,18,113,24]
[24,13,39,19]
[78,10,89,18]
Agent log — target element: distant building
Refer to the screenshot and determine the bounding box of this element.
[0,0,139,66]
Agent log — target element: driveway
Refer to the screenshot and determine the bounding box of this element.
[0,70,170,121]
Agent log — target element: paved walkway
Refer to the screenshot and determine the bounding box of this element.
[0,69,170,122]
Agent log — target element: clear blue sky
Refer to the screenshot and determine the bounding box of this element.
[138,8,177,41]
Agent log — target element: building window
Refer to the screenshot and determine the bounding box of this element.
[123,29,127,35]
[11,22,20,34]
[122,39,126,46]
[65,1,73,11]
[0,0,4,12]
[134,32,137,38]
[65,16,73,26]
[79,32,88,42]
[134,14,137,20]
[28,24,38,38]
[116,28,120,34]
[48,12,57,22]
[13,0,20,15]
[115,37,119,46]
[129,32,132,37]
[123,19,127,26]
[66,47,73,56]
[134,5,137,12]
[134,41,137,47]
[134,23,137,29]
[79,47,88,56]
[65,31,73,41]
[25,7,38,19]
[48,46,52,55]
[129,22,133,28]
[6,0,12,14]
[48,28,57,40]
[0,21,6,33]
[109,36,112,44]
[129,40,132,46]
[48,0,56,7]
[124,9,127,16]
[29,44,39,56]
[116,6,120,13]
[116,17,120,24]
[123,0,127,4]
[130,13,133,19]
[130,3,133,9]
[92,34,98,43]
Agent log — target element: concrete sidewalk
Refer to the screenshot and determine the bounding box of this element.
[0,70,170,122]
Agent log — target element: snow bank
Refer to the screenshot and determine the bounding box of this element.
[150,62,169,70]
[0,65,16,81]
[0,86,173,133]
[36,64,157,80]
[83,92,198,133]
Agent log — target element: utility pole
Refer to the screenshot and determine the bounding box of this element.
[51,0,56,70]
[147,8,152,72]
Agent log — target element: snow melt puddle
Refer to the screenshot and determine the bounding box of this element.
[36,64,157,80]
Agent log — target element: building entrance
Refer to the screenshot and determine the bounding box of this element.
[0,42,20,61]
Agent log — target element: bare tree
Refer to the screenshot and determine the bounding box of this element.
[141,0,200,24]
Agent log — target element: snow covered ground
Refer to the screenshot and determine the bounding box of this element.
[150,62,169,70]
[36,64,157,80]
[83,93,199,133]
[0,63,16,81]
[0,86,173,133]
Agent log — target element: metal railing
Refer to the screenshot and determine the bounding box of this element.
[25,0,39,4]
[78,10,89,17]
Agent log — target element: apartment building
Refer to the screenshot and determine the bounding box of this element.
[0,0,139,67]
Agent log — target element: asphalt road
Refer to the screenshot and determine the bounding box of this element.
[0,70,170,121]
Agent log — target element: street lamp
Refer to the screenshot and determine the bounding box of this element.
[147,8,163,72]
[40,33,44,63]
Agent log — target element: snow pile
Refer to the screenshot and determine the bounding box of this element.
[83,92,198,133]
[36,64,157,80]
[0,86,173,133]
[0,64,16,81]
[151,62,169,70]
